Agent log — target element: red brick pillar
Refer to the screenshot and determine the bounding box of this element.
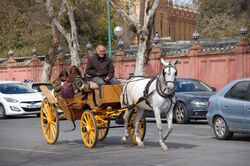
[147,47,161,76]
[31,55,39,82]
[234,37,249,78]
[188,42,201,78]
[114,50,125,78]
[7,57,16,80]
[53,53,65,80]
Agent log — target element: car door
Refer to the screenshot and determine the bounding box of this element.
[219,81,250,130]
[245,84,250,131]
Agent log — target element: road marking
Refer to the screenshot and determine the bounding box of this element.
[0,146,61,154]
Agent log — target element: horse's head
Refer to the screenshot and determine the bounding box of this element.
[159,58,178,95]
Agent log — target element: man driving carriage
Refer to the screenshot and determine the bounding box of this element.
[85,45,120,86]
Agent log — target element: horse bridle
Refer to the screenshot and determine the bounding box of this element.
[156,64,177,98]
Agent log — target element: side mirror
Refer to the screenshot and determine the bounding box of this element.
[210,87,216,92]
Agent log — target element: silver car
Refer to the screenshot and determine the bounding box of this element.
[207,78,250,140]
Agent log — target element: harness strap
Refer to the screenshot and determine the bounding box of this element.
[143,76,157,108]
[122,76,147,106]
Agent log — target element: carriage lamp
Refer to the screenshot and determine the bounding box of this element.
[32,47,37,56]
[86,41,92,50]
[192,30,200,40]
[240,26,248,36]
[8,49,14,57]
[153,32,160,46]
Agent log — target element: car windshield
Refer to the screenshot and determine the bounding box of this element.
[176,79,213,92]
[0,83,35,94]
[32,84,54,92]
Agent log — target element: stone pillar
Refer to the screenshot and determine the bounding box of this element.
[7,57,16,80]
[234,37,250,78]
[114,50,125,78]
[148,47,161,75]
[234,37,249,54]
[188,42,201,78]
[31,55,40,82]
[54,53,65,80]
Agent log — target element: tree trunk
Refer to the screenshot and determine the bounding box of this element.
[41,58,52,82]
[67,8,80,66]
[110,0,159,76]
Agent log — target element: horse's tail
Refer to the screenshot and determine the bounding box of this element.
[120,81,129,107]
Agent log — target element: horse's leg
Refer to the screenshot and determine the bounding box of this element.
[134,109,144,148]
[163,108,173,141]
[154,108,168,151]
[121,109,133,144]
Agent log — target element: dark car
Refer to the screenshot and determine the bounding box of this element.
[174,78,216,124]
[145,78,216,124]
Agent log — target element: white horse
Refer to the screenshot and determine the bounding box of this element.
[120,58,178,150]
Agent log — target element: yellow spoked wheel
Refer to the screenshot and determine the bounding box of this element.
[128,110,146,145]
[40,98,59,144]
[97,119,110,141]
[80,110,98,148]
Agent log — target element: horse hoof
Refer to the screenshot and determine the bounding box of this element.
[137,142,144,148]
[161,144,168,151]
[121,137,127,144]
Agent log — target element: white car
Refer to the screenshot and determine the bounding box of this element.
[24,82,54,97]
[0,80,43,119]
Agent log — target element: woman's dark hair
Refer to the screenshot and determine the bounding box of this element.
[70,65,81,77]
[59,70,69,78]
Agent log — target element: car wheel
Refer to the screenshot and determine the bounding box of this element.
[174,102,189,124]
[213,116,233,140]
[0,104,7,119]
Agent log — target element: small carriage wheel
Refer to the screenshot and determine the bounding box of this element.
[97,119,110,141]
[80,110,98,148]
[40,98,59,144]
[128,110,146,145]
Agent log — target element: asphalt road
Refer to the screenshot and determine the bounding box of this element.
[0,116,249,166]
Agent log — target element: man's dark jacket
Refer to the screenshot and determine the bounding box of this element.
[86,53,115,79]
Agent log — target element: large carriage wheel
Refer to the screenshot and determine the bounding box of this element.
[40,98,59,144]
[97,119,110,141]
[128,110,146,145]
[80,110,98,148]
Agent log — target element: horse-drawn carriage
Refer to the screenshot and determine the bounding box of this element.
[40,59,178,150]
[39,80,146,148]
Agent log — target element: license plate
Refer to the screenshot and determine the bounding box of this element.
[27,104,40,108]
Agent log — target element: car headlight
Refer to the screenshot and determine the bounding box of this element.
[3,97,19,103]
[191,99,208,107]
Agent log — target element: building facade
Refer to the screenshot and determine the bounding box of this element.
[132,0,198,41]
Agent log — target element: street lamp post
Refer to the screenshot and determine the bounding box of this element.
[107,0,112,58]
